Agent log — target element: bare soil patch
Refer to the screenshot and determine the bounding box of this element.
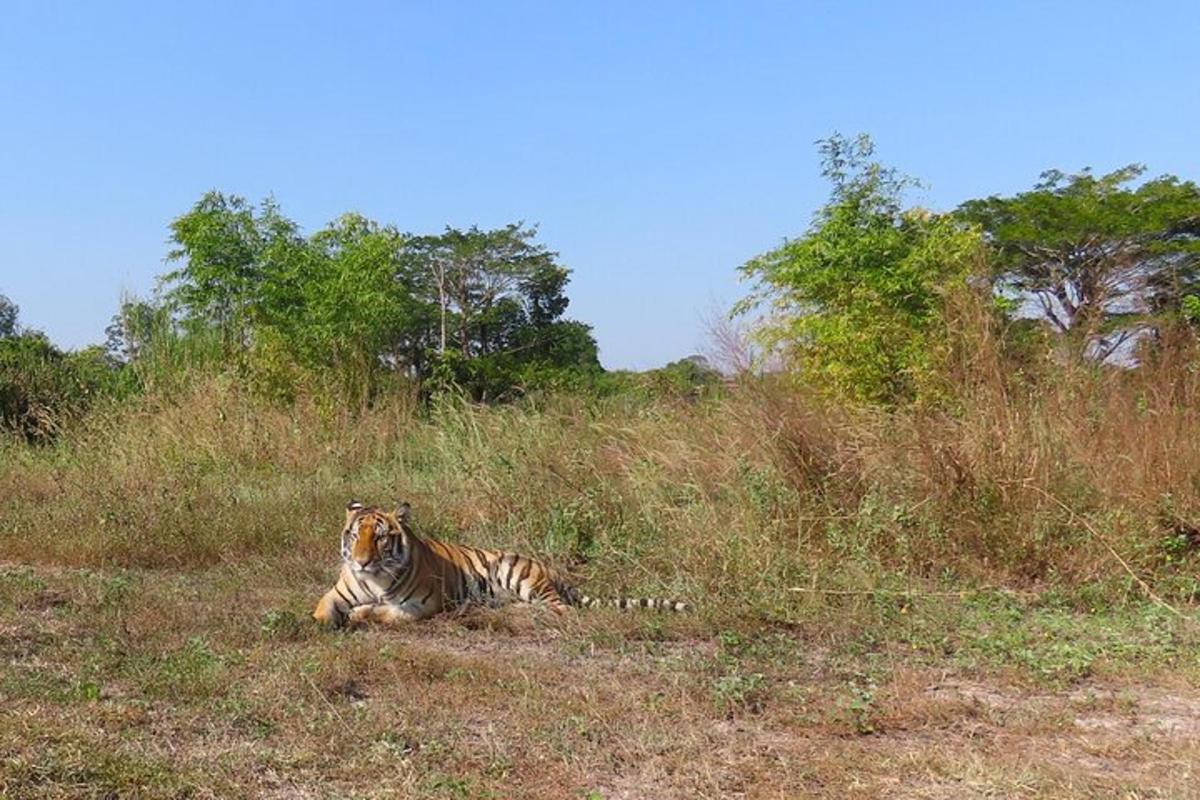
[2,564,1199,799]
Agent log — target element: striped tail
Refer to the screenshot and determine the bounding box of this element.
[576,595,689,612]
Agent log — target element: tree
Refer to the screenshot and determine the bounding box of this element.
[957,166,1200,360]
[154,190,599,400]
[161,192,275,354]
[401,223,598,397]
[738,134,981,404]
[278,213,430,378]
[406,224,567,358]
[0,294,17,338]
[104,297,166,365]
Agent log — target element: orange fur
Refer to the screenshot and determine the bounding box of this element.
[313,501,686,628]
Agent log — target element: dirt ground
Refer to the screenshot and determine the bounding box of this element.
[2,563,1198,799]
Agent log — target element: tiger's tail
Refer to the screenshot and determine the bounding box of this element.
[575,594,689,612]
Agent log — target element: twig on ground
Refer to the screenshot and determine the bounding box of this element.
[787,587,1034,598]
[302,672,356,736]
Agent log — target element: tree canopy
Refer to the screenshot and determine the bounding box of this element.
[158,192,598,399]
[0,294,18,339]
[738,134,981,403]
[957,166,1200,359]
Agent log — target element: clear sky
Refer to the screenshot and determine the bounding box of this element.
[1,2,1196,369]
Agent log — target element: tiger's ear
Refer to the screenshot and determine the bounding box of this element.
[395,502,412,524]
[347,500,364,511]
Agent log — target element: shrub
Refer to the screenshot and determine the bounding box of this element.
[0,333,122,441]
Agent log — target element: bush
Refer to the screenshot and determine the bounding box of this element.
[0,333,123,441]
[739,134,983,405]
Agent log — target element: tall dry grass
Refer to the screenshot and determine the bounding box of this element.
[2,312,1199,619]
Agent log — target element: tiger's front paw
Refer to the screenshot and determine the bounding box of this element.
[347,605,376,626]
[313,597,345,628]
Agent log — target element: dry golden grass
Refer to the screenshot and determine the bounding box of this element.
[4,347,1200,605]
[4,325,1200,796]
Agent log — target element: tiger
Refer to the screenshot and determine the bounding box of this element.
[312,500,687,628]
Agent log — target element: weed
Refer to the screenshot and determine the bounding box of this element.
[260,607,303,640]
[713,671,767,715]
[140,635,226,699]
[423,773,493,800]
[835,676,880,734]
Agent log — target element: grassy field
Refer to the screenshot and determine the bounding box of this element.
[3,373,1200,797]
[2,562,1198,798]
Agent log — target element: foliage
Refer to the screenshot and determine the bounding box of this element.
[162,192,274,353]
[104,297,172,366]
[958,166,1200,360]
[159,195,599,401]
[1183,295,1200,326]
[738,134,982,404]
[0,331,118,441]
[634,355,723,398]
[407,223,601,399]
[0,297,157,441]
[409,223,560,355]
[0,293,17,338]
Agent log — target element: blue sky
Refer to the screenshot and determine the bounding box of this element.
[1,2,1196,369]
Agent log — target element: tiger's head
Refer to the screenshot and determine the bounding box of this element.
[341,500,412,574]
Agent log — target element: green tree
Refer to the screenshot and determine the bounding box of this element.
[738,134,981,404]
[0,294,17,338]
[957,166,1200,360]
[104,297,167,365]
[156,193,599,400]
[162,192,287,355]
[405,223,598,397]
[278,213,430,380]
[407,224,567,357]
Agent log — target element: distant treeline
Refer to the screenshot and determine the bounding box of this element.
[3,133,1199,439]
[0,194,730,439]
[738,134,1200,404]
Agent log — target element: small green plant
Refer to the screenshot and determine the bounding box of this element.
[837,677,879,735]
[72,679,103,702]
[260,608,303,640]
[101,574,135,608]
[713,671,766,715]
[142,636,226,699]
[423,773,487,800]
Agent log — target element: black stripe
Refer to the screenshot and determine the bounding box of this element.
[462,547,489,579]
[396,589,417,606]
[497,552,517,589]
[395,573,420,606]
[346,574,368,604]
[335,586,355,608]
[379,561,410,601]
[514,559,532,590]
